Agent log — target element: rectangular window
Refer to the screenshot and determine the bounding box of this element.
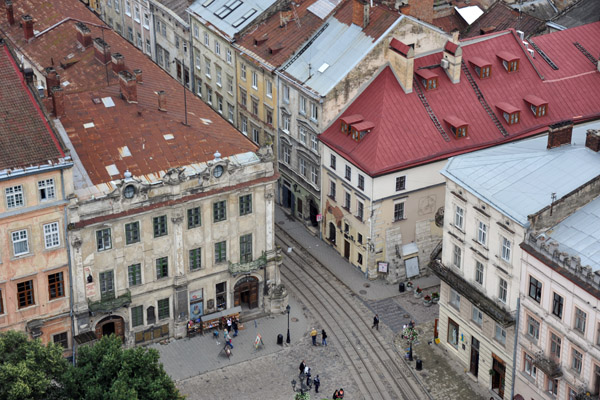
[449,289,460,310]
[228,103,234,122]
[239,194,252,216]
[206,86,213,104]
[310,102,318,121]
[299,96,307,114]
[213,200,227,222]
[575,307,587,334]
[215,241,227,263]
[283,115,290,132]
[48,272,64,299]
[546,378,558,396]
[240,233,252,263]
[358,174,364,190]
[473,261,484,285]
[227,75,233,93]
[193,24,199,39]
[345,165,351,181]
[240,88,247,107]
[134,4,140,20]
[572,347,583,374]
[96,228,111,251]
[127,27,133,42]
[143,12,149,28]
[189,248,202,271]
[454,205,464,229]
[156,257,169,279]
[0,289,3,314]
[99,271,114,299]
[472,306,483,325]
[128,263,142,286]
[252,126,260,143]
[204,31,209,47]
[527,315,540,341]
[299,158,306,177]
[453,244,462,268]
[498,278,508,303]
[153,215,168,237]
[226,49,232,64]
[477,221,488,245]
[53,332,68,349]
[395,176,406,191]
[6,185,24,208]
[266,80,272,98]
[330,154,336,169]
[217,95,223,113]
[43,222,60,249]
[357,201,364,221]
[136,32,142,49]
[125,0,131,15]
[394,202,405,222]
[125,221,140,244]
[240,63,246,80]
[205,57,211,77]
[495,324,506,345]
[299,126,307,144]
[311,166,318,185]
[215,41,221,55]
[283,146,290,164]
[528,276,542,303]
[501,237,511,262]
[329,180,336,200]
[550,332,561,361]
[252,71,258,89]
[187,207,202,229]
[523,353,537,378]
[17,280,34,308]
[158,298,170,320]
[447,318,459,348]
[552,293,563,319]
[131,305,143,327]
[252,99,258,115]
[216,66,222,86]
[283,85,289,103]
[38,179,56,201]
[115,0,120,12]
[145,39,151,54]
[311,135,318,152]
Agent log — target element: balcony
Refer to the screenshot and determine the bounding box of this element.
[88,290,131,313]
[533,351,562,378]
[228,252,267,276]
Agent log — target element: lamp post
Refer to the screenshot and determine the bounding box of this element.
[286,304,291,344]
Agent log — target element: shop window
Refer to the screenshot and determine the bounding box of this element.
[216,282,227,310]
[448,318,459,348]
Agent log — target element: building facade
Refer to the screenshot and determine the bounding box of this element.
[102,0,154,58]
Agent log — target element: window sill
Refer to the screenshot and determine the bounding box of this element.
[519,371,537,384]
[216,83,222,88]
[328,195,336,202]
[393,217,406,223]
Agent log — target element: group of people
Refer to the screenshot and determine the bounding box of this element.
[333,388,345,399]
[310,328,327,346]
[222,317,240,349]
[298,360,321,393]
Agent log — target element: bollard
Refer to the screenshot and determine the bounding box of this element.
[277,333,284,345]
[399,282,405,292]
[416,359,423,371]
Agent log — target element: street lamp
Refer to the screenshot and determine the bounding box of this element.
[286,304,291,344]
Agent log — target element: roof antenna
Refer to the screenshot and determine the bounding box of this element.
[550,192,557,215]
[308,63,312,79]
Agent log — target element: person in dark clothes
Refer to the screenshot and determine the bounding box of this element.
[299,360,306,376]
[372,314,379,330]
[333,389,339,399]
[338,388,344,398]
[306,367,311,387]
[313,375,320,393]
[232,318,239,337]
[321,329,327,346]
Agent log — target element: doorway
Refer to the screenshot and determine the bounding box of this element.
[95,315,125,342]
[234,276,259,309]
[492,354,506,398]
[309,199,318,227]
[344,240,350,260]
[470,336,480,377]
[282,184,292,209]
[328,222,336,244]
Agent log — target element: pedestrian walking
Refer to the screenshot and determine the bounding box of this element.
[333,389,339,399]
[226,330,234,349]
[306,367,311,387]
[299,360,306,376]
[372,314,379,330]
[226,317,232,332]
[409,320,415,328]
[338,388,344,398]
[310,327,318,345]
[232,318,239,337]
[321,329,327,346]
[313,375,320,393]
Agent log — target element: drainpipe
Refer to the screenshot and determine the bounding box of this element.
[510,296,520,400]
[61,168,77,366]
[367,176,374,279]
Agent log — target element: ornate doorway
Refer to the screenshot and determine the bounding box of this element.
[95,315,125,342]
[234,276,259,309]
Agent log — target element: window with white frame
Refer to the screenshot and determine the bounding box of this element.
[311,134,318,152]
[136,32,142,49]
[226,49,232,64]
[498,277,508,303]
[453,244,462,268]
[266,80,272,98]
[193,24,199,39]
[125,0,131,16]
[475,261,484,285]
[215,41,221,55]
[227,103,234,122]
[356,200,364,221]
[523,353,537,378]
[299,158,306,177]
[572,347,583,374]
[12,229,29,256]
[252,126,259,143]
[216,66,222,86]
[38,179,56,201]
[205,57,211,77]
[204,31,209,47]
[43,222,60,249]
[574,307,587,334]
[252,71,258,89]
[283,146,291,165]
[477,221,488,245]
[240,63,246,80]
[472,305,482,325]
[501,236,511,262]
[227,75,233,94]
[241,115,248,134]
[310,102,318,121]
[145,39,151,55]
[449,289,460,310]
[527,315,540,341]
[206,86,213,104]
[495,324,506,344]
[134,4,140,21]
[283,85,289,103]
[96,228,111,251]
[299,126,306,144]
[6,185,24,208]
[311,166,318,185]
[546,378,558,396]
[282,114,290,132]
[299,96,306,115]
[394,202,404,222]
[454,205,464,229]
[115,0,120,12]
[143,12,149,28]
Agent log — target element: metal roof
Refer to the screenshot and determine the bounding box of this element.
[455,5,483,25]
[441,120,600,227]
[308,0,342,20]
[187,0,277,39]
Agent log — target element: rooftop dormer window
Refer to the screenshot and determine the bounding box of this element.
[496,102,520,125]
[416,69,438,91]
[524,95,548,118]
[340,114,363,135]
[497,51,519,73]
[469,57,492,79]
[350,121,374,142]
[445,116,468,138]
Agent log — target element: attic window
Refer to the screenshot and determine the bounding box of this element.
[497,51,519,72]
[415,69,438,91]
[469,57,491,79]
[445,116,468,138]
[340,114,363,135]
[524,95,548,118]
[350,121,374,142]
[496,102,520,125]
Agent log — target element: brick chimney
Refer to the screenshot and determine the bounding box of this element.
[111,53,125,73]
[6,0,14,26]
[157,90,167,111]
[442,40,462,84]
[44,67,60,95]
[119,70,137,103]
[51,86,65,117]
[93,37,111,65]
[75,22,92,48]
[133,69,143,84]
[352,0,369,29]
[547,120,573,149]
[585,129,600,152]
[387,38,414,94]
[22,15,34,42]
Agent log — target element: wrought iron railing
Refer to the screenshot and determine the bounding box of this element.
[228,251,267,276]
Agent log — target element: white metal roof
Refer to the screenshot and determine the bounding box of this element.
[441,120,600,227]
[455,5,483,25]
[307,0,342,19]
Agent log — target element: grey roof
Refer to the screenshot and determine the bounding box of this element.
[187,0,277,39]
[282,15,402,95]
[544,195,600,271]
[153,0,190,21]
[553,0,600,29]
[441,121,600,227]
[512,0,558,21]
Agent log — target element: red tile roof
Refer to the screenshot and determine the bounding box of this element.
[460,1,545,39]
[320,24,600,176]
[0,43,65,171]
[0,0,257,186]
[334,0,399,40]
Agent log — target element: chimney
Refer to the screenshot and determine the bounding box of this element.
[111,52,125,73]
[585,129,600,152]
[119,70,137,103]
[75,22,92,48]
[44,67,60,96]
[93,37,111,65]
[442,40,462,84]
[157,90,167,111]
[51,86,65,117]
[6,0,14,26]
[387,38,414,94]
[133,69,143,84]
[22,15,34,42]
[547,120,573,149]
[352,0,369,29]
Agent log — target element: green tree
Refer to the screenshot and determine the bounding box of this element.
[64,334,184,400]
[0,330,70,400]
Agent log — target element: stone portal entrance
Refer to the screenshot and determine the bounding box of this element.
[234,276,259,309]
[95,315,125,342]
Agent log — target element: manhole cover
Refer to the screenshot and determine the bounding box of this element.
[359,290,367,294]
[363,283,371,288]
[291,317,298,322]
